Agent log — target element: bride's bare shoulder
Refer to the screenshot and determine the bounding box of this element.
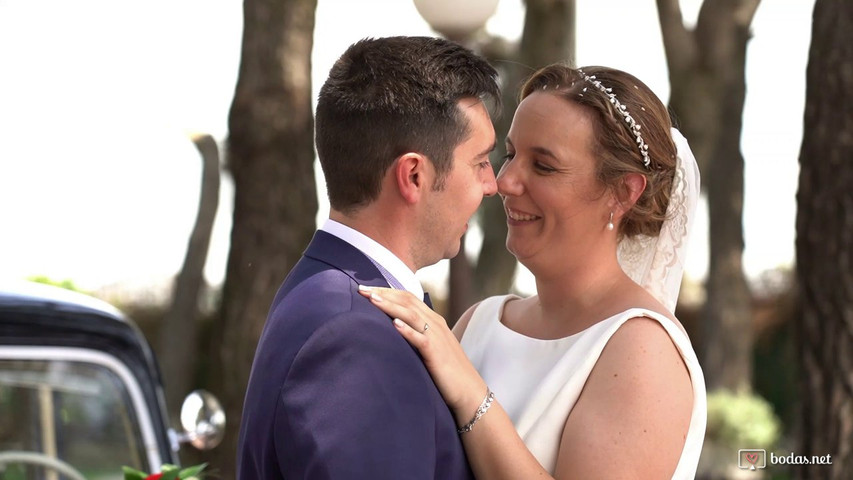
[622,282,689,336]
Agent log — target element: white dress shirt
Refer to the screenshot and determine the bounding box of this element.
[320,219,424,299]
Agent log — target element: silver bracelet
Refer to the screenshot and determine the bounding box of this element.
[457,388,495,434]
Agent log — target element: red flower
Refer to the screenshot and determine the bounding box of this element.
[123,462,206,480]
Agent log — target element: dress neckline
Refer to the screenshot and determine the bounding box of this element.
[494,294,681,343]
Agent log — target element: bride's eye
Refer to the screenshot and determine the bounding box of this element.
[534,161,556,173]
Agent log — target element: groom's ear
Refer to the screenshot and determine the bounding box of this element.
[393,152,430,204]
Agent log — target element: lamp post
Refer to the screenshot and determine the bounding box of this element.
[413,0,500,323]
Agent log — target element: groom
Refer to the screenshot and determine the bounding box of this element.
[236,36,500,479]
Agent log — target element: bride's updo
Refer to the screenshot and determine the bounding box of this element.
[519,64,677,238]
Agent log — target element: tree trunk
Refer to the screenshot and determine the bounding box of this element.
[657,0,760,392]
[469,0,575,314]
[205,0,317,474]
[159,133,220,418]
[795,0,853,477]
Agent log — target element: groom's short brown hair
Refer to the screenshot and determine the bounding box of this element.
[315,36,500,213]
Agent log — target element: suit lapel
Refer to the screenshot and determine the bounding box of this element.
[303,230,390,289]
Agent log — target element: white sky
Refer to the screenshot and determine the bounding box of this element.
[0,0,814,296]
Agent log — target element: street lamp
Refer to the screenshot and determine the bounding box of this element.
[413,0,499,43]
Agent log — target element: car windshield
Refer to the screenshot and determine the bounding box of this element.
[0,358,149,480]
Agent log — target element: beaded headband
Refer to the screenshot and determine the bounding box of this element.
[576,69,651,169]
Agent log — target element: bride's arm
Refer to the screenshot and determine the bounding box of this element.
[554,317,694,479]
[358,286,552,479]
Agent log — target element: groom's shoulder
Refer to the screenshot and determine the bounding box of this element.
[251,261,401,378]
[263,259,394,347]
[276,261,388,320]
[276,263,357,315]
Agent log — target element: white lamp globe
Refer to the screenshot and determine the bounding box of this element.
[413,0,499,42]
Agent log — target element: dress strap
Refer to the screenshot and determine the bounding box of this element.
[460,295,517,349]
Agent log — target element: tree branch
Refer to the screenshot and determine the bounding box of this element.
[655,0,696,74]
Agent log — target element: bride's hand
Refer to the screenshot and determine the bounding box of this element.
[358,285,488,420]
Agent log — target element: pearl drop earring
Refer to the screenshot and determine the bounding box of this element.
[606,212,614,231]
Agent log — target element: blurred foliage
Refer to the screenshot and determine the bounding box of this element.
[26,275,85,293]
[746,267,799,441]
[707,388,782,448]
[752,305,798,436]
[698,388,783,478]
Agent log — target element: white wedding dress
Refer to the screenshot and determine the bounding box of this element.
[461,295,707,479]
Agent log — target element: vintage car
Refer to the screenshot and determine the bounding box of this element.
[0,281,224,479]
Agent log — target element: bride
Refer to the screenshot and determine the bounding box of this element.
[360,64,707,479]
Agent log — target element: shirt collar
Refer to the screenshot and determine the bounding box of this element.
[320,219,424,298]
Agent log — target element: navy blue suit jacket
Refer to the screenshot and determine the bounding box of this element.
[237,231,473,479]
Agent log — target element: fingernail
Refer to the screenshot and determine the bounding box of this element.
[370,292,383,302]
[358,285,372,291]
[393,318,404,327]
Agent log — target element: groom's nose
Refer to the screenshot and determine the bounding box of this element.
[483,167,497,197]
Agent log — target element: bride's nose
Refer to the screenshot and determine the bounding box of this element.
[496,159,523,197]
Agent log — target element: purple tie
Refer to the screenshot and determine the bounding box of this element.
[423,292,433,310]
